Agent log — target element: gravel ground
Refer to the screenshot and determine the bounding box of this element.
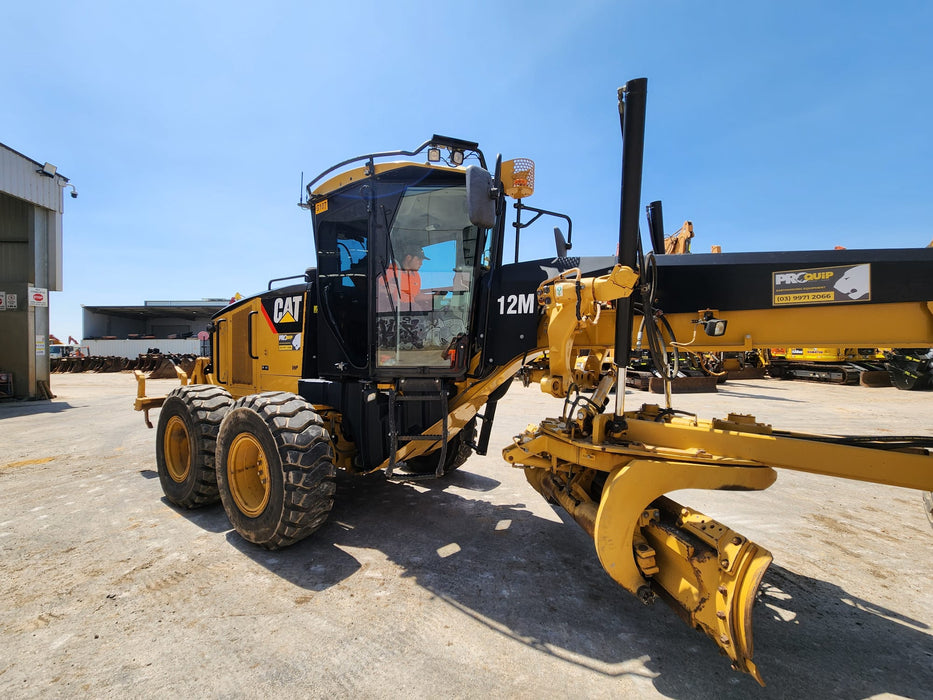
[1,373,931,699]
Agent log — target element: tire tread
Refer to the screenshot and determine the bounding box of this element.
[158,384,233,508]
[221,392,336,549]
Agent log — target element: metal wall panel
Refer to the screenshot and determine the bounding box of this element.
[0,192,30,281]
[0,144,63,211]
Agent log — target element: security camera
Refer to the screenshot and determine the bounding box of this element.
[70,190,78,199]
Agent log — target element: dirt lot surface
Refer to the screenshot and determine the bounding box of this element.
[1,373,931,699]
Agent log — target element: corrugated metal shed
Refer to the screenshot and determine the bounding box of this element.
[82,301,230,321]
[0,142,70,399]
[81,299,229,341]
[84,338,206,359]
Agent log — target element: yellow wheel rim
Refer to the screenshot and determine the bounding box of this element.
[164,415,191,483]
[227,433,271,517]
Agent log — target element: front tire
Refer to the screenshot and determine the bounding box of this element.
[155,384,233,508]
[215,392,336,549]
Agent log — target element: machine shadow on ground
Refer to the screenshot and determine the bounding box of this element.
[734,565,933,699]
[205,467,930,698]
[708,387,806,403]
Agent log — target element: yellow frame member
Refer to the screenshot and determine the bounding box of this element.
[134,358,213,428]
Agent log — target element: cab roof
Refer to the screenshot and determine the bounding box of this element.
[311,161,463,198]
[304,135,485,202]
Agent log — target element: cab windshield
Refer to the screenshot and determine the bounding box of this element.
[375,184,480,369]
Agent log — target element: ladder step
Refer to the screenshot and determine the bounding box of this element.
[386,471,441,482]
[386,384,449,479]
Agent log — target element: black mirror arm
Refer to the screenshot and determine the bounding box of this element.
[512,202,573,250]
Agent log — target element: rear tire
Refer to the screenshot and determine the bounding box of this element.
[404,419,477,475]
[155,385,233,508]
[215,392,336,549]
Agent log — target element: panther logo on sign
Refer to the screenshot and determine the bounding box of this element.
[833,264,870,300]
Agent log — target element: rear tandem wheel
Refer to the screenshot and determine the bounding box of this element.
[215,392,337,549]
[155,384,233,508]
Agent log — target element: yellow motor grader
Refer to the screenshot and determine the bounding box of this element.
[135,78,933,685]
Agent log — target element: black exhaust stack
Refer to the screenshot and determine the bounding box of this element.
[647,200,665,255]
[613,78,648,374]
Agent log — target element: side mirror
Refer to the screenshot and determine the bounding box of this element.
[466,165,497,228]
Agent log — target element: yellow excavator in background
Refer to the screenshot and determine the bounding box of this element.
[765,346,890,385]
[663,219,694,254]
[134,78,933,685]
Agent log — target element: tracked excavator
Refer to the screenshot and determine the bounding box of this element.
[766,346,890,385]
[134,78,933,684]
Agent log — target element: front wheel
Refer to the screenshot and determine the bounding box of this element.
[215,392,336,549]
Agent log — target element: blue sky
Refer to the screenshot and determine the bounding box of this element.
[3,1,931,340]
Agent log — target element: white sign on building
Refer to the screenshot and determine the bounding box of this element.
[28,287,48,307]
